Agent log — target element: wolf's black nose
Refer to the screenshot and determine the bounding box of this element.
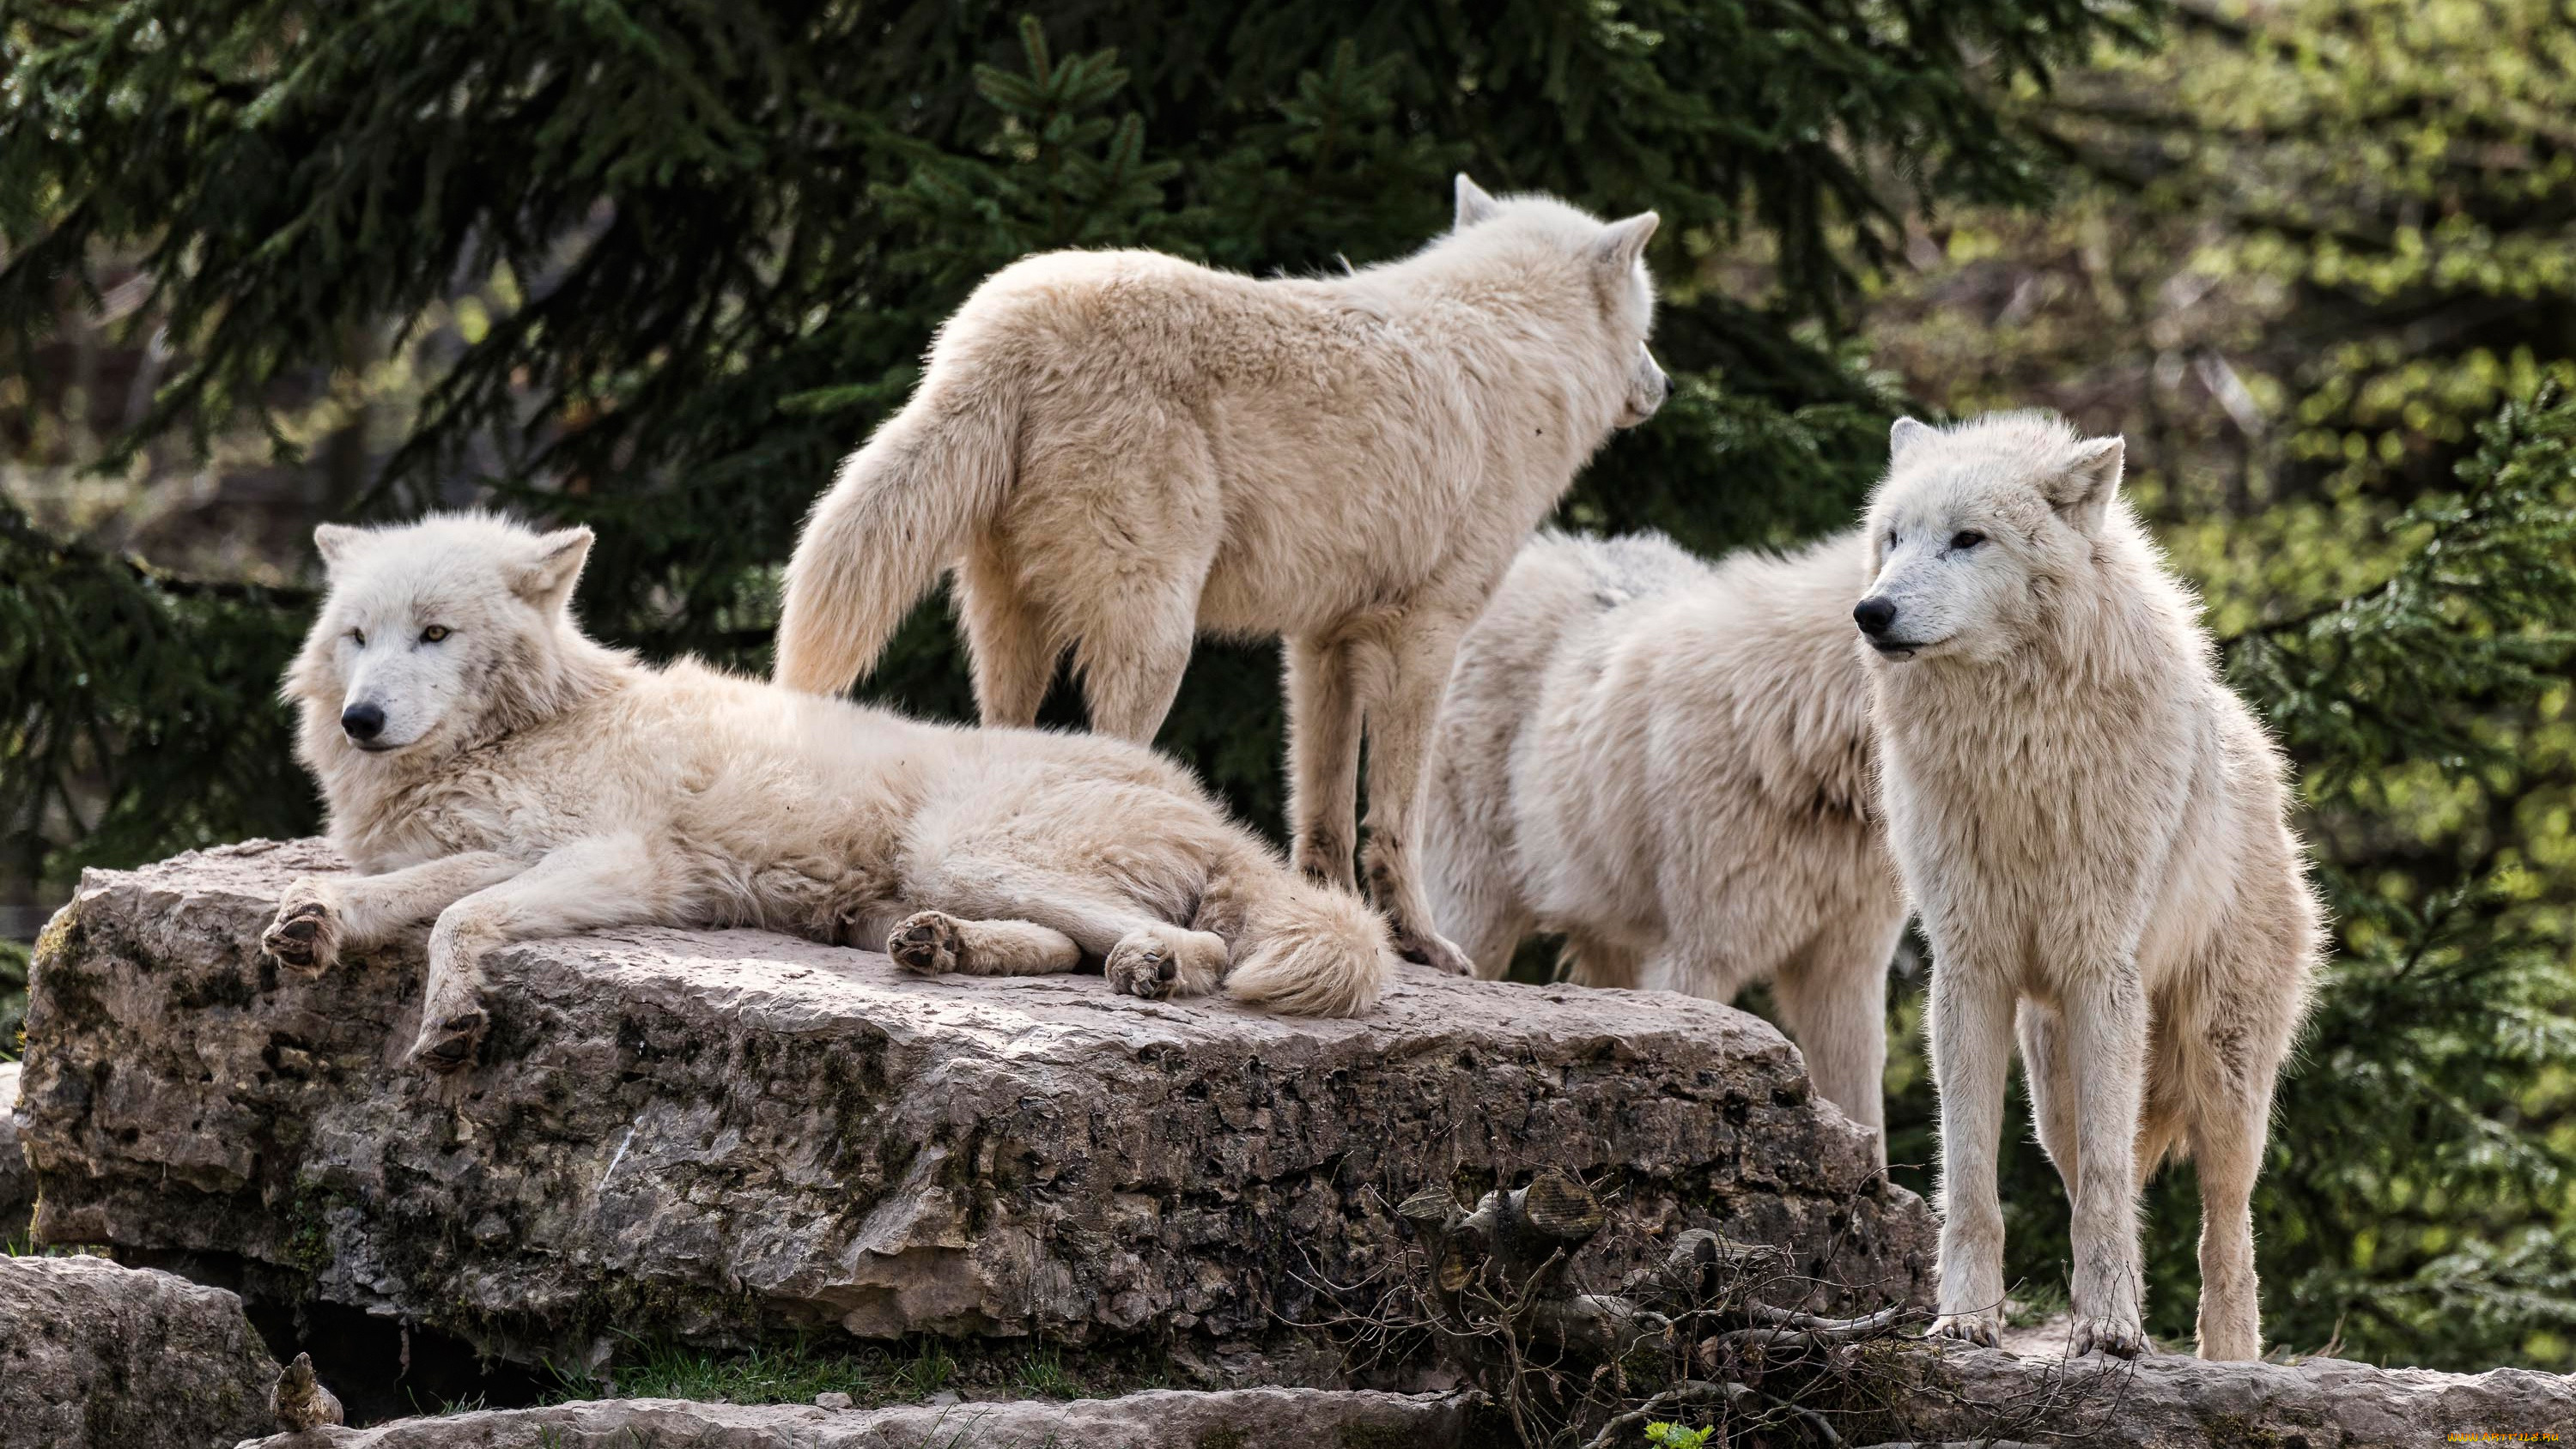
[341,702,386,742]
[1853,597,1898,637]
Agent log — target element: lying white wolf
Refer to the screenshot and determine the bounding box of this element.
[1855,413,2321,1361]
[264,513,1394,1073]
[774,176,1668,978]
[1424,530,1902,1160]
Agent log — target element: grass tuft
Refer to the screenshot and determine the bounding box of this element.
[562,1333,1129,1410]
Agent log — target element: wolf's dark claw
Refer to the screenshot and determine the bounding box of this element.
[411,1009,488,1075]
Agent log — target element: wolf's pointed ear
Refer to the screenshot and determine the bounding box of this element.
[511,526,594,611]
[2048,436,2125,533]
[1455,173,1500,230]
[1888,417,1935,463]
[313,524,364,570]
[1594,212,1659,272]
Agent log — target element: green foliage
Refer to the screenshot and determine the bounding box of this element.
[0,500,316,886]
[2237,393,2576,1365]
[2230,391,2576,792]
[0,0,2136,874]
[1643,1422,1713,1449]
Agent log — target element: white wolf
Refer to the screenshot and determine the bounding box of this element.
[264,513,1394,1073]
[1423,530,1901,1159]
[773,176,1669,978]
[1853,413,2321,1361]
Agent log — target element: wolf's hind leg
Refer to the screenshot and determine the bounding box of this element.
[906,856,1227,1002]
[1039,429,1218,743]
[959,536,1060,729]
[2186,1081,2269,1361]
[2017,1000,2081,1199]
[1350,608,1477,975]
[2177,997,2284,1361]
[885,910,1081,977]
[1286,633,1363,889]
[1775,918,1898,1166]
[1071,591,1200,743]
[1102,924,1230,1003]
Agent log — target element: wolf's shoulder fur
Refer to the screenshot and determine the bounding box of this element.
[1505,528,1880,819]
[1424,525,1903,1153]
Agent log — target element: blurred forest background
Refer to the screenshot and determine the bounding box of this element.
[3,0,2573,1373]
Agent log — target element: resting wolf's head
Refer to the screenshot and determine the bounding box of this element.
[287,512,601,766]
[1448,173,1668,428]
[1851,412,2128,666]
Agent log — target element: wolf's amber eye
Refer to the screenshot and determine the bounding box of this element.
[349,628,366,647]
[1950,530,1987,550]
[421,625,451,644]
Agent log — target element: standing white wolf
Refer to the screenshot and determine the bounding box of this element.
[266,513,1394,1073]
[1853,413,2321,1361]
[774,176,1669,976]
[1423,530,1902,1158]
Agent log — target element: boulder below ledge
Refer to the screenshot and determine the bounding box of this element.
[235,1388,1484,1448]
[0,1252,284,1449]
[19,840,1928,1375]
[1868,1340,2576,1449]
[1,1060,29,1239]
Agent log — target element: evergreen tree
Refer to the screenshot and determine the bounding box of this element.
[0,0,2130,882]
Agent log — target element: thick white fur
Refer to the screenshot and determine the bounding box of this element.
[1424,530,1901,1160]
[774,175,1668,977]
[272,514,1394,1074]
[1857,413,2322,1361]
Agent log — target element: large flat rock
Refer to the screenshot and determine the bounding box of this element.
[236,1388,1484,1448]
[20,840,1927,1373]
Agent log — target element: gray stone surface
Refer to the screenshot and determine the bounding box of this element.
[1868,1341,2576,1447]
[0,1059,28,1240]
[235,1388,1483,1447]
[21,839,1928,1373]
[0,1252,283,1449]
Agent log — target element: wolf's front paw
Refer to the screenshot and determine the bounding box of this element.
[2072,1313,2147,1359]
[1929,1312,2001,1349]
[409,1008,489,1075]
[1107,933,1181,1001]
[263,887,343,977]
[887,911,963,975]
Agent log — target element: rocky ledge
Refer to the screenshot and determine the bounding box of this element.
[16,840,1926,1376]
[216,1349,2576,1449]
[1874,1340,2576,1448]
[237,1387,1483,1448]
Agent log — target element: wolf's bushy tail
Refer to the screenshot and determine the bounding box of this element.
[775,382,1018,695]
[1207,847,1396,1017]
